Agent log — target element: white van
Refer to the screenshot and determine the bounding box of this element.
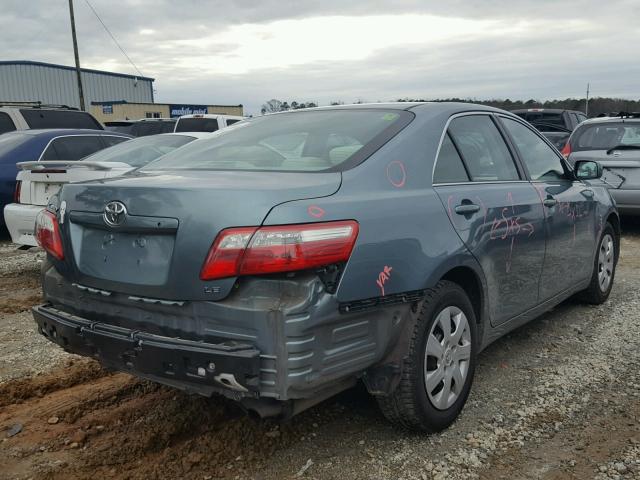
[174,114,244,133]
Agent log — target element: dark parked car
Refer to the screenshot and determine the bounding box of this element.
[0,129,130,228]
[563,113,640,215]
[104,118,177,137]
[33,103,618,432]
[512,108,587,150]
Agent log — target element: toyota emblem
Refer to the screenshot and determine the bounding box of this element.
[103,201,127,227]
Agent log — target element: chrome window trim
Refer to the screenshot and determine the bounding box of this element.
[433,180,530,187]
[431,111,523,186]
[37,134,130,161]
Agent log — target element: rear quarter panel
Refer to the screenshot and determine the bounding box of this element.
[263,109,484,304]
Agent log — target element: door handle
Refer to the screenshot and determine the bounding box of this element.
[581,189,594,198]
[454,203,481,215]
[543,198,557,208]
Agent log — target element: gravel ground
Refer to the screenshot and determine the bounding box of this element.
[0,222,639,480]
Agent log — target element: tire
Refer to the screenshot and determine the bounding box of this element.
[377,280,477,432]
[578,222,618,304]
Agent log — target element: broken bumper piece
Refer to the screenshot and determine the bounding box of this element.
[32,304,261,397]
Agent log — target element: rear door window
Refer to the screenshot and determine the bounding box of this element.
[500,117,568,181]
[20,109,102,130]
[41,136,107,160]
[0,112,16,134]
[448,115,520,181]
[433,133,469,183]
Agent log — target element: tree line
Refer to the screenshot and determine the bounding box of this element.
[262,97,640,117]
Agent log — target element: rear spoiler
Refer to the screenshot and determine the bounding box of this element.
[17,161,131,171]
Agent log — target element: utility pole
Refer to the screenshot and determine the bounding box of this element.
[585,82,590,117]
[68,0,85,110]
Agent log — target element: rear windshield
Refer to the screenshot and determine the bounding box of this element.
[83,134,196,168]
[20,109,103,130]
[131,120,176,137]
[573,122,640,151]
[143,109,413,172]
[175,117,219,133]
[104,124,134,134]
[515,112,564,127]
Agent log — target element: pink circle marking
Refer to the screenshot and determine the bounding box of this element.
[307,205,325,218]
[386,160,406,188]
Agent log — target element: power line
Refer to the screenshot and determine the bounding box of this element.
[82,0,146,78]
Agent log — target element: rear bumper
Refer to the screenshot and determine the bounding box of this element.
[3,203,43,246]
[33,304,262,397]
[39,262,413,406]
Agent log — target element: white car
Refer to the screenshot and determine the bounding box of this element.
[4,132,209,246]
[174,114,244,133]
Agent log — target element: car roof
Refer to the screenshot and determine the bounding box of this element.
[580,116,640,125]
[264,102,511,117]
[4,128,130,140]
[20,128,127,136]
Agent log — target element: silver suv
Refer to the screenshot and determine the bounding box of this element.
[0,102,103,135]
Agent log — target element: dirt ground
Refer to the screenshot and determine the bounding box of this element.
[1,222,639,480]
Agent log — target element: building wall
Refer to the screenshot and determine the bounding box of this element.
[91,103,244,123]
[0,61,154,109]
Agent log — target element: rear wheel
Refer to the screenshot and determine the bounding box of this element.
[578,223,617,304]
[377,281,477,432]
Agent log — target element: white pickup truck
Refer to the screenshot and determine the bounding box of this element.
[4,132,209,246]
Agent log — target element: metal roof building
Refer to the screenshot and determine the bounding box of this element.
[0,60,154,109]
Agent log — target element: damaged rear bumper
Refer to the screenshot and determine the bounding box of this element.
[33,304,261,398]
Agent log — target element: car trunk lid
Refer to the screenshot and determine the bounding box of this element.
[56,169,342,301]
[17,160,132,206]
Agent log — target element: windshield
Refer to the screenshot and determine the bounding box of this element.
[573,122,640,152]
[0,132,31,157]
[83,134,196,168]
[143,109,412,172]
[175,117,219,132]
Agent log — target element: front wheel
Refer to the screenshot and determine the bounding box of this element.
[578,222,617,304]
[377,281,477,432]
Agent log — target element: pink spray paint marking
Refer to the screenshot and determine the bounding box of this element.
[376,265,393,296]
[386,161,406,188]
[487,192,535,272]
[307,205,325,219]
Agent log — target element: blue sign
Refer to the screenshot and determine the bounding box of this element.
[169,104,208,118]
[102,104,113,114]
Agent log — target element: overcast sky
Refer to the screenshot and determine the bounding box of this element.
[2,0,639,114]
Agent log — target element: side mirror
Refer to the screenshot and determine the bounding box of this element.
[574,160,603,180]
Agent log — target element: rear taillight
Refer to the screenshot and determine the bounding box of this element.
[14,180,21,203]
[561,141,572,159]
[35,210,64,260]
[200,220,359,280]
